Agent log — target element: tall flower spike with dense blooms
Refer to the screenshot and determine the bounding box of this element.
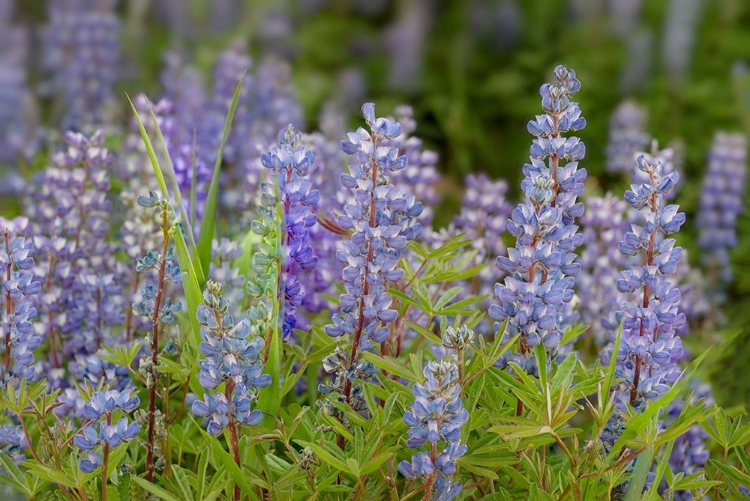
[192,280,270,435]
[697,132,747,285]
[43,0,120,129]
[1,217,42,385]
[192,280,269,500]
[489,65,586,373]
[26,131,127,373]
[605,100,650,175]
[398,358,468,501]
[260,125,319,340]
[321,103,423,419]
[606,152,686,407]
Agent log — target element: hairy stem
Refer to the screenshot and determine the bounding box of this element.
[225,380,242,501]
[630,172,658,406]
[338,144,379,449]
[3,228,12,375]
[101,413,111,501]
[145,205,170,481]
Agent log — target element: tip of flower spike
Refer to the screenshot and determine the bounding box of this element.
[362,102,376,124]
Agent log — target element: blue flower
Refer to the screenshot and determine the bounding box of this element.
[601,145,686,408]
[321,103,423,414]
[260,126,320,341]
[399,358,467,501]
[489,66,587,373]
[192,280,269,436]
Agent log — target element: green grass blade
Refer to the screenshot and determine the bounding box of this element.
[190,131,198,226]
[173,226,203,351]
[146,102,205,285]
[127,95,168,196]
[257,184,283,429]
[624,446,654,501]
[197,71,247,276]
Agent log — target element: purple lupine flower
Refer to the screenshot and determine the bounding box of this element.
[42,0,120,129]
[398,358,468,501]
[662,0,703,86]
[662,384,712,500]
[0,6,37,167]
[384,1,432,93]
[387,105,441,233]
[632,141,683,200]
[298,102,349,315]
[489,66,587,374]
[601,151,686,407]
[192,281,270,436]
[26,131,127,369]
[1,218,42,385]
[578,193,630,345]
[73,389,140,473]
[209,40,253,167]
[697,132,747,285]
[452,174,513,331]
[260,126,319,341]
[0,424,26,464]
[605,100,650,175]
[321,103,423,413]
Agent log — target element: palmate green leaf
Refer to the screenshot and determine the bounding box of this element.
[0,453,45,495]
[197,72,246,275]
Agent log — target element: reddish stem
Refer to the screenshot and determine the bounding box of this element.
[630,172,658,406]
[101,413,111,501]
[225,380,242,501]
[4,228,12,375]
[145,205,170,481]
[338,142,379,449]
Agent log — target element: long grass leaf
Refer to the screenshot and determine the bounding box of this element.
[146,102,205,284]
[197,72,247,275]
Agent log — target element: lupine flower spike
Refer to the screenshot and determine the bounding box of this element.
[260,125,319,341]
[399,358,468,501]
[603,149,686,408]
[490,65,587,375]
[321,103,423,442]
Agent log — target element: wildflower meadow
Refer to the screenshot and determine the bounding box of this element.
[3,1,750,500]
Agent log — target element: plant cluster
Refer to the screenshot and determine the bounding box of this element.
[1,12,750,499]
